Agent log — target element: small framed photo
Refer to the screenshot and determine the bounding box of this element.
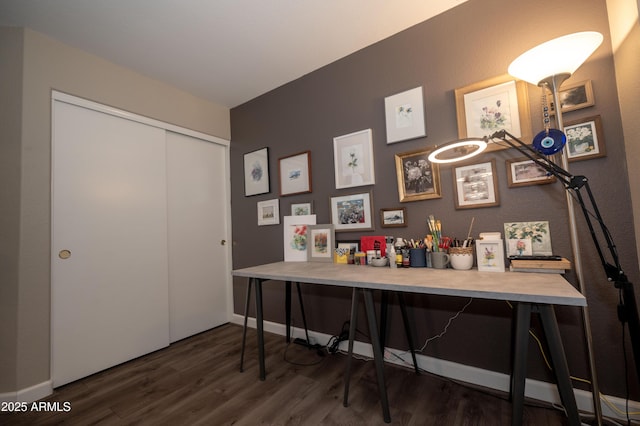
[476,239,505,272]
[291,202,312,216]
[551,79,595,114]
[455,75,532,152]
[333,129,375,189]
[279,151,312,196]
[506,238,533,257]
[244,147,270,196]
[283,215,316,262]
[380,208,407,228]
[394,148,442,202]
[257,199,279,226]
[506,157,556,187]
[452,159,499,209]
[504,221,553,256]
[564,115,606,162]
[384,86,426,144]
[330,192,374,232]
[307,225,335,262]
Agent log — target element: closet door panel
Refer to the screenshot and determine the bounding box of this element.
[167,131,229,342]
[52,100,170,387]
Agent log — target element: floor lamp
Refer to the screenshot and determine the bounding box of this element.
[430,32,610,424]
[508,31,604,424]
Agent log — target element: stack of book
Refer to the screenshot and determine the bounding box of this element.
[509,256,571,274]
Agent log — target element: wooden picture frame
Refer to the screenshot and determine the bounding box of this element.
[279,151,312,196]
[394,148,442,202]
[384,86,426,144]
[333,129,375,189]
[330,192,374,232]
[564,115,606,162]
[307,224,335,262]
[550,79,595,114]
[380,208,407,228]
[506,157,556,187]
[455,74,532,152]
[257,198,279,226]
[243,147,270,196]
[452,159,499,209]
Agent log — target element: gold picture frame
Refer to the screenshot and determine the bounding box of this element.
[394,148,442,203]
[455,74,532,153]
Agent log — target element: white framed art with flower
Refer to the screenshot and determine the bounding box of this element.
[455,74,532,152]
[333,129,375,189]
[503,221,553,256]
[283,215,316,261]
[564,115,606,162]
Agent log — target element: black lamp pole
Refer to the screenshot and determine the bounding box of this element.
[490,129,640,386]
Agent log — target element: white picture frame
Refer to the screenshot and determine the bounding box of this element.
[283,215,317,262]
[291,202,312,216]
[330,192,374,232]
[333,129,375,189]
[307,224,335,262]
[476,239,505,272]
[384,86,426,144]
[257,199,279,226]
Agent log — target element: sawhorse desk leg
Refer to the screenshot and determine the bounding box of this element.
[511,302,580,426]
[343,288,391,423]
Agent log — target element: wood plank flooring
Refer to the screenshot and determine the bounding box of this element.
[1,323,571,425]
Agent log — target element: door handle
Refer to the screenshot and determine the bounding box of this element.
[59,249,71,259]
[220,239,227,246]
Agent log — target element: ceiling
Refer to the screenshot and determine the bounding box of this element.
[0,0,467,108]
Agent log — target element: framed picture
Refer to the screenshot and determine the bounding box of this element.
[243,147,270,196]
[504,221,553,256]
[476,239,505,272]
[455,75,532,152]
[330,192,374,232]
[257,199,279,226]
[384,86,426,144]
[550,79,595,114]
[279,151,312,196]
[291,202,312,216]
[506,238,533,257]
[394,148,442,202]
[452,159,499,209]
[564,115,606,162]
[307,225,335,262]
[380,208,407,228]
[333,129,375,189]
[283,215,316,262]
[506,157,556,187]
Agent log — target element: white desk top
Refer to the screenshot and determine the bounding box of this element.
[233,261,586,307]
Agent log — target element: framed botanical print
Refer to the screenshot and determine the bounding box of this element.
[564,115,606,162]
[394,148,442,202]
[283,215,316,262]
[455,74,532,152]
[333,129,375,189]
[307,224,335,262]
[384,86,426,144]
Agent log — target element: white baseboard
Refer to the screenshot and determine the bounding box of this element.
[0,381,53,403]
[232,313,640,422]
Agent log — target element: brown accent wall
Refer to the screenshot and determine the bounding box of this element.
[231,0,639,399]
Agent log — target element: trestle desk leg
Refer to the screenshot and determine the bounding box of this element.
[397,292,419,374]
[537,305,581,426]
[239,278,252,372]
[255,278,266,381]
[363,289,391,423]
[511,302,532,426]
[343,287,360,407]
[296,282,311,344]
[285,281,292,343]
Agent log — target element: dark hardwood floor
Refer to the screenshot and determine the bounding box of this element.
[1,323,572,425]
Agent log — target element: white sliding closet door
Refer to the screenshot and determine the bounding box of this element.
[52,100,170,387]
[166,132,229,342]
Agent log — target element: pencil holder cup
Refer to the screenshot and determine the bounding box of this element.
[430,251,451,269]
[409,248,427,267]
[449,247,474,270]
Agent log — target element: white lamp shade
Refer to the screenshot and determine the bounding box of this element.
[508,31,603,85]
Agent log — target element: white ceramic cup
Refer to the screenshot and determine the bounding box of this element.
[449,247,474,270]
